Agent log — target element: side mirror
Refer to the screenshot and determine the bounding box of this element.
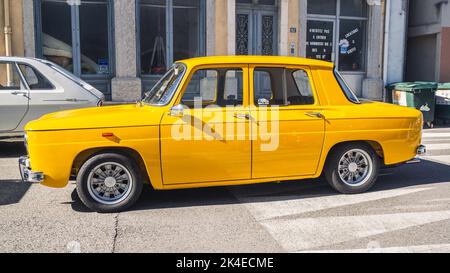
[169,104,185,117]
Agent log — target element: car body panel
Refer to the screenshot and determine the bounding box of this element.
[0,57,104,136]
[23,56,423,190]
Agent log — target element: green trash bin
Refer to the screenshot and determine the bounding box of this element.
[387,82,438,128]
[436,83,450,123]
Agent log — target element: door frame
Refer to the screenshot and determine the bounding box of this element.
[0,61,30,132]
[236,3,278,56]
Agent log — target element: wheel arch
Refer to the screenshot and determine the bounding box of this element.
[71,147,152,188]
[321,140,385,173]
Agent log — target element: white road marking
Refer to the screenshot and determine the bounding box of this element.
[297,244,450,253]
[262,210,450,252]
[424,144,450,150]
[232,187,432,221]
[422,133,450,138]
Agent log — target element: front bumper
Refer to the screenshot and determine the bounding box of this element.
[19,156,44,183]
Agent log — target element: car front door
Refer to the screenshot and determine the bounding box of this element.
[17,63,74,123]
[160,65,251,185]
[0,62,29,132]
[250,65,325,178]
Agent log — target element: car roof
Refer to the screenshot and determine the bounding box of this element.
[177,56,334,69]
[0,56,44,64]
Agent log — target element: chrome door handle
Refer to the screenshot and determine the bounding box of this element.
[234,113,251,120]
[305,112,324,119]
[11,91,29,99]
[11,91,27,96]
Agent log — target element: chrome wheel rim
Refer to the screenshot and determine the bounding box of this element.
[338,149,373,187]
[87,162,133,205]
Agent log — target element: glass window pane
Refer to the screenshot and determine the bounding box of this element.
[306,20,334,62]
[236,0,252,4]
[0,63,22,90]
[41,0,73,72]
[143,64,186,105]
[173,0,201,62]
[224,70,243,106]
[18,64,54,90]
[140,0,167,75]
[340,0,367,17]
[307,0,337,15]
[182,69,218,107]
[258,0,276,5]
[291,70,314,105]
[79,0,110,75]
[338,20,365,71]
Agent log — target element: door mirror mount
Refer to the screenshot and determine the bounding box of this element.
[169,104,185,117]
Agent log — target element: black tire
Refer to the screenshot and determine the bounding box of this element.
[76,153,143,213]
[324,143,380,194]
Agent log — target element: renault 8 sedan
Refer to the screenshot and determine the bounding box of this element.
[20,56,425,212]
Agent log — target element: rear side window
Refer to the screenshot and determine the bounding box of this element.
[253,67,315,106]
[334,69,360,104]
[18,64,54,90]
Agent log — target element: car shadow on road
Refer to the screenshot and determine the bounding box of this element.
[68,159,450,213]
[0,180,31,206]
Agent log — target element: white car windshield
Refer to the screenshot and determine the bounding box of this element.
[142,63,186,105]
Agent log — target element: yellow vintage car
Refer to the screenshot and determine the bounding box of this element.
[20,56,426,212]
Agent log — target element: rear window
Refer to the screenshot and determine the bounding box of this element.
[334,69,360,104]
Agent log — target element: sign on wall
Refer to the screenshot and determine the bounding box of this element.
[306,20,334,62]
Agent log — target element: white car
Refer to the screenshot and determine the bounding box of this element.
[0,57,104,138]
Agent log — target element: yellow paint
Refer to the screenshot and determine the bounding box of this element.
[25,56,423,190]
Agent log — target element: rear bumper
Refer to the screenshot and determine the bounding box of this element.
[405,145,427,165]
[417,145,426,155]
[19,156,44,183]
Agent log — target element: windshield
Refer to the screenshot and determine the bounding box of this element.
[142,63,186,105]
[334,69,360,104]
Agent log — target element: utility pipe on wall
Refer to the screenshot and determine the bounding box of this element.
[3,0,13,85]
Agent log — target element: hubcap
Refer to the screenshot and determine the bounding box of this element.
[338,149,373,187]
[87,162,133,205]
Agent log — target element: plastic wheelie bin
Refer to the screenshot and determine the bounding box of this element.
[436,83,450,124]
[387,82,438,128]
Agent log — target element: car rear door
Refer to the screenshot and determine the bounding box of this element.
[0,62,29,132]
[250,65,325,178]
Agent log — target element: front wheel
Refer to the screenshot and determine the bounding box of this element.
[76,153,143,213]
[325,143,380,194]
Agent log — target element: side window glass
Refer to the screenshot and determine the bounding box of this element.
[182,69,218,107]
[18,64,54,90]
[182,68,244,108]
[291,70,315,105]
[0,63,23,90]
[253,70,274,106]
[224,69,243,106]
[254,67,315,107]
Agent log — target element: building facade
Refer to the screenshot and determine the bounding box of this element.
[1,0,400,102]
[406,0,450,83]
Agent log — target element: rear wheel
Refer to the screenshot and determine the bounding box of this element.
[76,153,143,213]
[325,143,380,194]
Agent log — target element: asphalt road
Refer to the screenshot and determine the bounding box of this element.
[0,129,449,253]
